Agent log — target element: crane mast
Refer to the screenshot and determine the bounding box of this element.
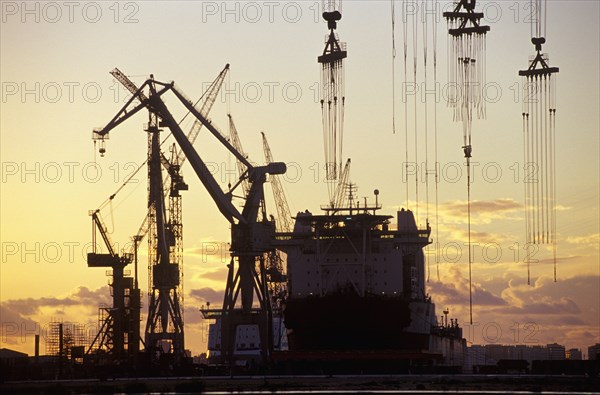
[143,80,185,360]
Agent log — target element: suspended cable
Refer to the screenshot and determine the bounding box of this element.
[552,107,557,282]
[108,198,115,234]
[391,0,396,134]
[423,0,430,282]
[340,65,345,178]
[403,0,409,210]
[540,76,543,243]
[413,2,419,223]
[551,74,557,281]
[443,0,490,325]
[433,0,440,281]
[523,110,530,285]
[467,158,473,325]
[544,75,549,243]
[423,0,429,220]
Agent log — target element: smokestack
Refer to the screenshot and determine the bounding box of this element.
[34,334,39,363]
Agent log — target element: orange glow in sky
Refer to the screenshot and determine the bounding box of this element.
[1,1,598,357]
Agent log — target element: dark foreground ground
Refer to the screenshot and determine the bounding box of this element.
[1,374,599,394]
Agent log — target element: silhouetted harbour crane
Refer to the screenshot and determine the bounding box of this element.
[88,66,230,367]
[86,210,141,365]
[94,73,286,368]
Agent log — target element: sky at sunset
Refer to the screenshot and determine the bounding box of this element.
[1,1,598,357]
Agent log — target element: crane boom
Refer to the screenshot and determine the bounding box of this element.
[228,114,250,197]
[92,81,170,139]
[149,93,244,224]
[88,209,132,267]
[176,64,229,166]
[110,68,148,102]
[169,84,251,168]
[91,210,117,257]
[261,132,293,233]
[334,158,351,209]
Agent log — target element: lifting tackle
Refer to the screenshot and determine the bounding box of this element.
[319,0,347,206]
[443,0,491,325]
[518,0,559,283]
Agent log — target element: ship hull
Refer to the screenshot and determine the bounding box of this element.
[284,293,430,351]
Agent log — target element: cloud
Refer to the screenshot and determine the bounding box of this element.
[184,242,230,266]
[565,233,600,250]
[429,269,599,326]
[198,267,229,282]
[1,286,113,351]
[427,266,506,308]
[438,198,523,225]
[188,287,224,305]
[431,272,600,349]
[1,286,111,319]
[438,225,510,246]
[559,316,587,326]
[499,297,580,315]
[183,305,204,325]
[496,275,590,316]
[478,273,600,350]
[0,303,39,331]
[535,255,582,266]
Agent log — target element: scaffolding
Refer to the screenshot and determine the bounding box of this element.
[45,321,87,360]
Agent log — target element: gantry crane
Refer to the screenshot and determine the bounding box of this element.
[93,73,286,367]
